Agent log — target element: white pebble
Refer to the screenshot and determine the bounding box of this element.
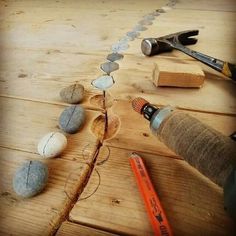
[37,132,67,158]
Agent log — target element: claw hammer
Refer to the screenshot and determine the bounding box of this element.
[141,30,236,81]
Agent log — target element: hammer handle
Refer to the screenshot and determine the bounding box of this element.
[174,43,236,81]
[222,62,236,81]
[156,110,236,187]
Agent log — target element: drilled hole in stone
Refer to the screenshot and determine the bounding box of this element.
[91,114,120,141]
[89,93,113,109]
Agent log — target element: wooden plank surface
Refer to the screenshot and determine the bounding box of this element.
[0,147,92,236]
[0,47,103,109]
[110,56,236,115]
[56,221,117,236]
[0,0,236,235]
[0,0,166,53]
[69,146,235,235]
[0,97,100,158]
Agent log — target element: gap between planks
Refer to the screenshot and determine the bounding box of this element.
[0,94,103,112]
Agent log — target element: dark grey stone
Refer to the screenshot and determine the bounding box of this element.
[107,53,124,62]
[156,8,166,13]
[133,25,147,32]
[100,61,119,74]
[138,19,153,25]
[59,105,85,134]
[126,31,140,39]
[143,15,155,21]
[13,160,48,198]
[60,84,84,104]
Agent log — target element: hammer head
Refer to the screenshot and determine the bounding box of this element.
[141,30,199,56]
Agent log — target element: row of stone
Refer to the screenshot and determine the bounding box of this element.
[13,84,86,198]
[90,4,177,91]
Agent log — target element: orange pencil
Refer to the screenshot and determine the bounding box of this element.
[129,152,173,236]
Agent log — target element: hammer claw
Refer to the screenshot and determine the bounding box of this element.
[181,37,198,46]
[178,30,199,45]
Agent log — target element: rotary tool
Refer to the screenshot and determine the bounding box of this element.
[132,97,236,220]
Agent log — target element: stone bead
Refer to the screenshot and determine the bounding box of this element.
[13,160,48,198]
[37,132,67,158]
[60,84,84,104]
[59,105,85,134]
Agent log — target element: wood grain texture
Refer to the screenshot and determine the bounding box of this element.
[56,221,118,236]
[0,47,104,109]
[0,0,236,235]
[0,0,166,53]
[70,146,235,235]
[0,147,92,236]
[174,0,236,11]
[0,97,100,159]
[126,9,236,61]
[110,55,236,115]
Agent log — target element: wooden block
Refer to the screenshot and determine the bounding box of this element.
[152,60,205,88]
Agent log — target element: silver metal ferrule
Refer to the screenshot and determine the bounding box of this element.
[150,106,174,136]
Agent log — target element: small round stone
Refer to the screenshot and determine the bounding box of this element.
[107,53,124,62]
[133,25,147,31]
[13,160,48,198]
[37,132,67,158]
[100,61,119,74]
[59,105,85,134]
[60,84,84,104]
[126,31,140,39]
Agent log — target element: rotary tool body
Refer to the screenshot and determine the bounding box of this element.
[132,98,236,220]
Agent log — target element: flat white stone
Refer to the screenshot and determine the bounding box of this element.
[92,75,115,90]
[38,132,67,158]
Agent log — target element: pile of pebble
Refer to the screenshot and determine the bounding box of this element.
[12,0,177,198]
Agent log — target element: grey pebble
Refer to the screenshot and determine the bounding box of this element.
[100,61,119,74]
[126,31,140,40]
[151,11,160,16]
[59,105,85,134]
[60,84,84,104]
[111,42,129,52]
[13,160,48,198]
[143,15,155,21]
[156,9,166,13]
[138,19,153,25]
[107,53,124,62]
[133,25,147,31]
